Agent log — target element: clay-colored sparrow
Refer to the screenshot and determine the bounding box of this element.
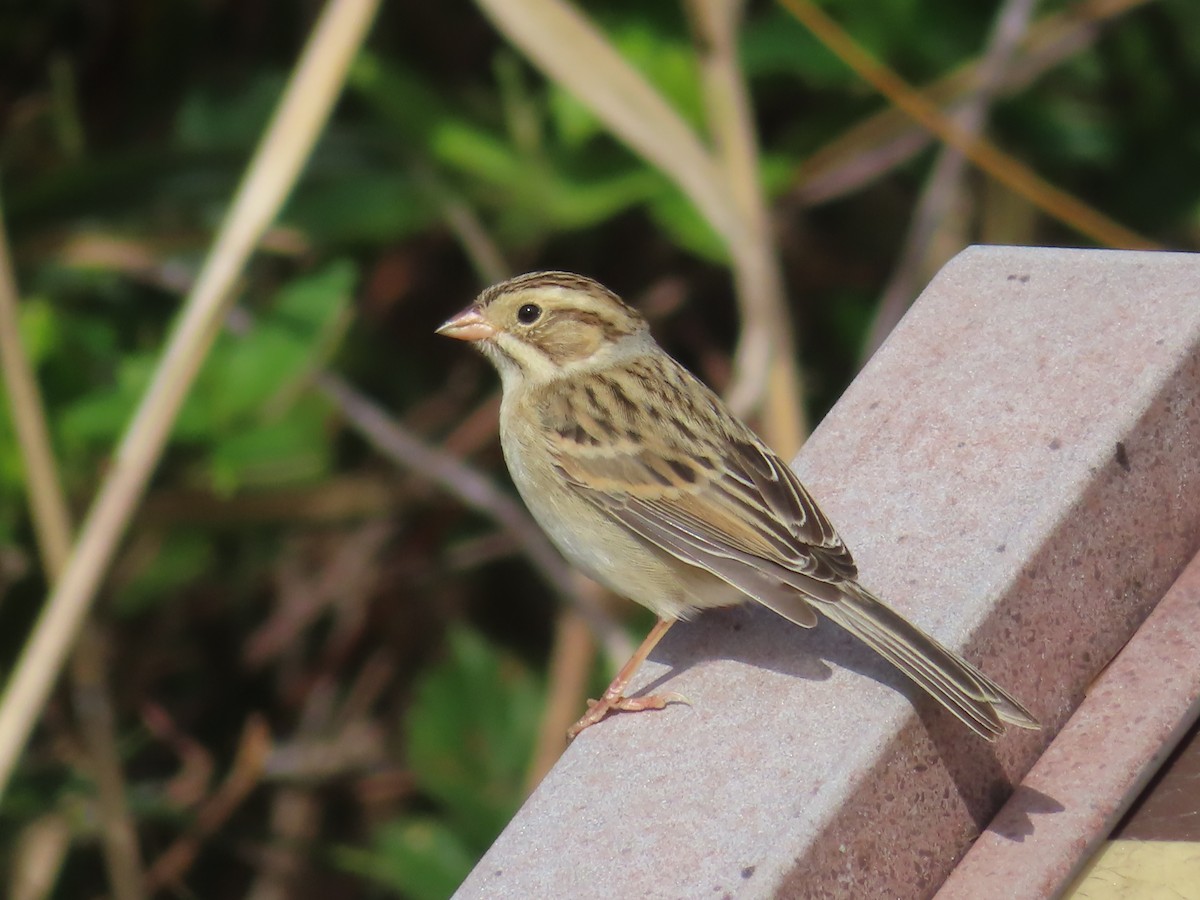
[437,272,1038,741]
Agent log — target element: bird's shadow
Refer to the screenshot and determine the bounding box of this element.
[637,602,1060,835]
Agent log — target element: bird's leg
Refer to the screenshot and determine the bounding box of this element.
[567,618,686,740]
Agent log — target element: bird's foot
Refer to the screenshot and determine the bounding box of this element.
[566,690,689,741]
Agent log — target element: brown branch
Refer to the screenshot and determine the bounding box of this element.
[418,164,511,285]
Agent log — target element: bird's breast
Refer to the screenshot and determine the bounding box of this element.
[497,396,739,620]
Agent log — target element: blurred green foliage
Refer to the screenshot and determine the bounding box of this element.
[335,628,541,897]
[0,0,1198,897]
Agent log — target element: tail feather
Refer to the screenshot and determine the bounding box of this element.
[810,584,1039,741]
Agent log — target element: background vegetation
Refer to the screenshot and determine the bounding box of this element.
[0,0,1196,896]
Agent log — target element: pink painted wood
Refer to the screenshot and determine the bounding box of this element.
[937,550,1200,899]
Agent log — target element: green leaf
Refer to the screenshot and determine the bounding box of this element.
[58,352,155,449]
[186,260,355,431]
[0,403,26,541]
[430,120,527,189]
[646,186,729,263]
[174,72,287,153]
[113,531,214,617]
[17,296,62,365]
[406,628,540,849]
[539,166,659,232]
[546,85,604,150]
[285,172,435,243]
[333,816,476,900]
[347,53,462,146]
[432,120,657,239]
[206,397,331,494]
[58,263,353,495]
[740,9,848,87]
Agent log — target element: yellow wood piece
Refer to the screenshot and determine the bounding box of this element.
[1064,840,1200,899]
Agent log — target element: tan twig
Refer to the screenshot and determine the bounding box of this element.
[144,715,273,893]
[418,164,511,285]
[139,476,411,527]
[314,371,633,667]
[687,0,806,453]
[0,0,382,802]
[864,0,1039,362]
[441,391,504,457]
[70,633,146,900]
[0,201,73,578]
[247,655,390,900]
[780,0,1158,250]
[244,787,321,900]
[245,520,392,669]
[440,192,510,285]
[140,703,215,808]
[0,199,147,899]
[525,598,598,793]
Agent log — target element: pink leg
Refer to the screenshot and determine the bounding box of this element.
[567,618,686,740]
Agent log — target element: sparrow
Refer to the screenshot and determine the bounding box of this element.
[437,271,1039,741]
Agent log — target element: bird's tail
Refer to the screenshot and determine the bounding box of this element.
[815,583,1039,740]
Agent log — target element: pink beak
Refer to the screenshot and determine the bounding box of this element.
[435,305,495,342]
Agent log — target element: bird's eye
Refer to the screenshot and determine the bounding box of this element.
[516,303,542,324]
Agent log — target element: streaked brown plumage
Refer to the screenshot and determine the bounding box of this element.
[437,271,1039,740]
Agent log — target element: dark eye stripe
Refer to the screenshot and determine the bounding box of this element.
[554,308,636,341]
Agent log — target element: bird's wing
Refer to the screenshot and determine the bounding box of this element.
[537,362,857,593]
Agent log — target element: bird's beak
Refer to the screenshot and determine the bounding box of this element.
[435,305,495,342]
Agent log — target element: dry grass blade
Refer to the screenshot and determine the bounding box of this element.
[10,814,71,900]
[687,0,806,453]
[865,0,1040,362]
[781,0,1159,250]
[0,201,73,578]
[474,0,742,246]
[0,202,147,898]
[794,0,1155,207]
[0,0,383,802]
